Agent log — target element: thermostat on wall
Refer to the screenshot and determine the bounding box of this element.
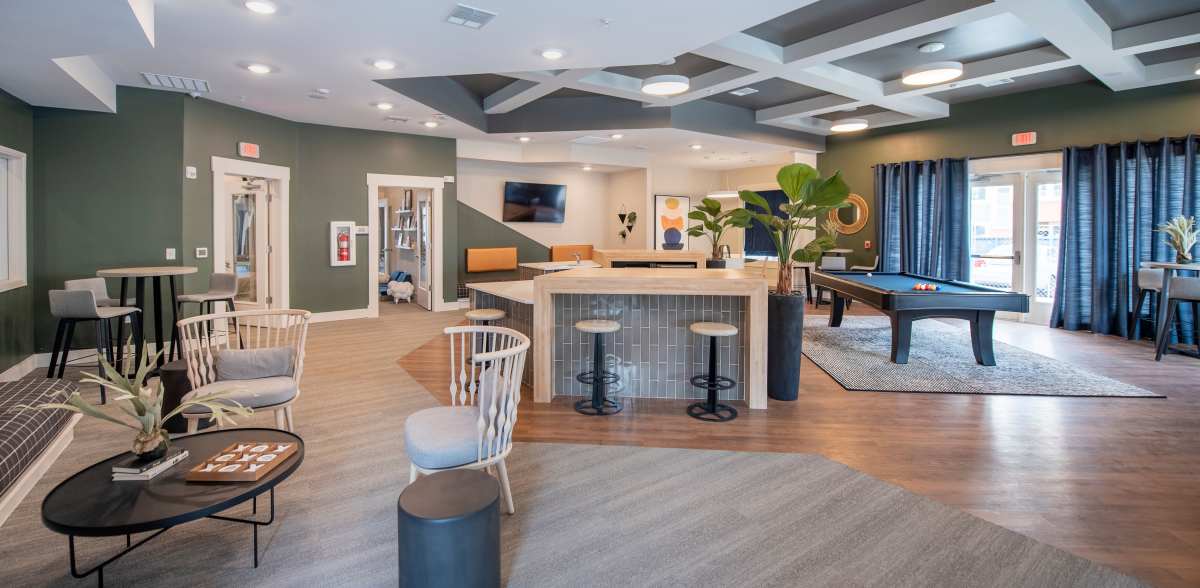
[195,247,209,259]
[355,225,370,235]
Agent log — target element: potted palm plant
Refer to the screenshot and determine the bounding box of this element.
[686,197,740,268]
[730,163,850,400]
[25,349,252,461]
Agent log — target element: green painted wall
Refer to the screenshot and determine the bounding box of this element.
[457,202,550,284]
[817,79,1200,267]
[32,87,184,352]
[0,89,34,373]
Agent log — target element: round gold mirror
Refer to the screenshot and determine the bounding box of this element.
[828,193,868,234]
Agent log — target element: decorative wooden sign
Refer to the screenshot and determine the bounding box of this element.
[186,441,298,482]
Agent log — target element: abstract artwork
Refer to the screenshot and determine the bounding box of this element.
[654,195,690,250]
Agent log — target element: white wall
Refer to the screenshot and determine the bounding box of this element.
[605,168,649,249]
[456,159,612,249]
[647,164,725,250]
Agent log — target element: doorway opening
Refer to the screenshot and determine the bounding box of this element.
[367,174,448,316]
[968,153,1063,323]
[212,157,289,311]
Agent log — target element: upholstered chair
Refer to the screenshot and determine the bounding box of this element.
[47,289,142,402]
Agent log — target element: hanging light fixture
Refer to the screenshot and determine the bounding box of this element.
[901,61,964,86]
[830,118,868,133]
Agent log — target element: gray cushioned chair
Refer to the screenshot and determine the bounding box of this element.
[1155,276,1200,361]
[46,289,142,403]
[1129,266,1164,341]
[64,277,133,307]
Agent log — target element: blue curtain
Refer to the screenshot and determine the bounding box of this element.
[743,189,788,256]
[1051,136,1199,343]
[874,159,970,279]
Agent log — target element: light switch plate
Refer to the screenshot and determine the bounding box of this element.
[443,175,455,183]
[195,247,209,259]
[184,166,197,179]
[165,248,177,261]
[354,225,370,235]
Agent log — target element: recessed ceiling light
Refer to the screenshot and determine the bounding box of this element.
[517,136,531,142]
[1194,62,1200,75]
[315,88,331,94]
[374,102,394,111]
[642,75,689,96]
[830,118,868,133]
[308,92,328,100]
[582,165,593,171]
[689,144,703,150]
[372,59,396,71]
[901,61,963,86]
[423,120,439,128]
[541,48,565,61]
[609,133,624,140]
[244,1,277,15]
[917,42,945,54]
[245,63,272,74]
[729,87,758,96]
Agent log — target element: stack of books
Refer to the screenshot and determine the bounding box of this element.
[111,448,190,481]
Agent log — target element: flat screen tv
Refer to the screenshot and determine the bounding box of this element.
[502,181,566,223]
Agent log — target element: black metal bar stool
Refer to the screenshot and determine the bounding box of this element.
[47,289,144,404]
[574,319,622,416]
[687,322,738,422]
[465,308,506,365]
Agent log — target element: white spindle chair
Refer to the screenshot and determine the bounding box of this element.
[177,309,311,433]
[405,325,529,514]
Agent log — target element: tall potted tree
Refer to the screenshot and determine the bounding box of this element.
[731,163,850,400]
[686,197,740,268]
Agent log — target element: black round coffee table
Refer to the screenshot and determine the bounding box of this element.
[41,428,304,586]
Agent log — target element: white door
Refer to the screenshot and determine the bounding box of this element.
[968,169,1062,322]
[224,177,271,310]
[414,190,433,310]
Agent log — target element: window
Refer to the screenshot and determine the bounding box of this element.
[0,144,27,292]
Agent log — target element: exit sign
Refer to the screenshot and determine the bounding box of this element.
[1011,131,1037,147]
[238,141,261,159]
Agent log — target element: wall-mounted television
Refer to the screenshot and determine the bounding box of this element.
[502,181,566,223]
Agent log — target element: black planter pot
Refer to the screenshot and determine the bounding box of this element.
[767,292,805,401]
[705,259,727,269]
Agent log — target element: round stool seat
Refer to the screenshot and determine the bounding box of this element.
[398,469,500,587]
[466,308,506,322]
[575,319,620,334]
[690,322,738,337]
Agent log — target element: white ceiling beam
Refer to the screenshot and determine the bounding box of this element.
[757,94,860,123]
[504,68,668,106]
[1111,12,1200,56]
[1140,58,1200,90]
[51,55,117,112]
[882,46,1076,97]
[655,66,769,107]
[764,110,927,136]
[484,79,560,114]
[994,0,1146,91]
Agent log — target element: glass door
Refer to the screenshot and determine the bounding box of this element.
[968,166,1062,322]
[226,177,271,311]
[414,190,433,310]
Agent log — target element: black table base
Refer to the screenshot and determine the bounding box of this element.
[114,275,183,376]
[66,489,276,587]
[828,292,999,365]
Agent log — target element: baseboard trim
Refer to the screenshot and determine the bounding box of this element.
[310,308,374,323]
[0,355,37,381]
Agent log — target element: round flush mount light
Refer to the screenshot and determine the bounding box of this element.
[689,143,703,150]
[244,1,277,15]
[517,136,532,143]
[642,74,690,96]
[540,48,566,61]
[901,61,964,86]
[610,133,624,140]
[1194,62,1200,75]
[374,102,394,111]
[245,63,273,74]
[830,118,868,133]
[372,59,397,71]
[423,120,439,128]
[917,41,945,54]
[582,165,593,171]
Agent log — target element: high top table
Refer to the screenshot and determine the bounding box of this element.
[1145,261,1200,358]
[96,266,197,369]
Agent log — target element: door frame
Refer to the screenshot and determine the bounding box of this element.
[211,156,290,310]
[366,173,449,316]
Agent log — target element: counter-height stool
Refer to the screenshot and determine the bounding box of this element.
[64,277,133,307]
[574,319,622,416]
[1128,266,1164,341]
[175,272,239,358]
[1155,276,1200,361]
[687,322,738,422]
[465,308,505,326]
[47,290,143,403]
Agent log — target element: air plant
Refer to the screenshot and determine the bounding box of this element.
[22,347,253,457]
[1156,215,1198,263]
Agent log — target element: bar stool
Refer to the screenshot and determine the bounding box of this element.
[465,308,505,326]
[1155,276,1200,361]
[175,272,239,357]
[47,290,143,403]
[574,319,621,416]
[1128,266,1164,341]
[687,322,738,422]
[64,277,133,307]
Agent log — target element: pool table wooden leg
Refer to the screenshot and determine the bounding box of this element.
[828,292,845,327]
[889,313,912,364]
[970,310,997,366]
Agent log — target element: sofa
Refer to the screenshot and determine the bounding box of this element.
[0,377,79,527]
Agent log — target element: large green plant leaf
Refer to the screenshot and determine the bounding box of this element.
[687,210,710,222]
[739,190,770,213]
[805,171,851,207]
[777,163,819,201]
[699,197,723,215]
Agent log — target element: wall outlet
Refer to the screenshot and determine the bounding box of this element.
[184,165,197,179]
[195,247,209,259]
[165,248,177,261]
[864,240,873,250]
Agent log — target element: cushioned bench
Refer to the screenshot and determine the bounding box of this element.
[0,378,79,527]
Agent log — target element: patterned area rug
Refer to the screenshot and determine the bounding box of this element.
[802,316,1163,397]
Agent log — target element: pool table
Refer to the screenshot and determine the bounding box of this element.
[810,271,1029,365]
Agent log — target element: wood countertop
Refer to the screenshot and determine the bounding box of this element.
[466,280,534,304]
[535,267,767,295]
[517,260,600,271]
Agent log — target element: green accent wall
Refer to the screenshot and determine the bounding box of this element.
[0,89,34,373]
[457,202,550,284]
[817,80,1200,268]
[32,87,184,352]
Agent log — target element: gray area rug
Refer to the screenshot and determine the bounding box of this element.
[502,443,1143,587]
[802,316,1162,397]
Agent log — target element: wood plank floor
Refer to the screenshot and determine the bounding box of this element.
[400,303,1200,587]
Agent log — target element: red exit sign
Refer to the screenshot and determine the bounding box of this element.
[1011,131,1037,146]
[237,141,261,159]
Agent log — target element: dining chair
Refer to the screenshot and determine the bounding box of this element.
[47,290,142,403]
[404,325,530,514]
[64,277,133,307]
[176,308,311,433]
[1128,266,1164,341]
[1155,276,1200,361]
[850,255,880,272]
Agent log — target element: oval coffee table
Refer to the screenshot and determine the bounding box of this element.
[42,428,303,586]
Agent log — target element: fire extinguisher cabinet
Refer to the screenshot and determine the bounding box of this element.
[330,221,357,267]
